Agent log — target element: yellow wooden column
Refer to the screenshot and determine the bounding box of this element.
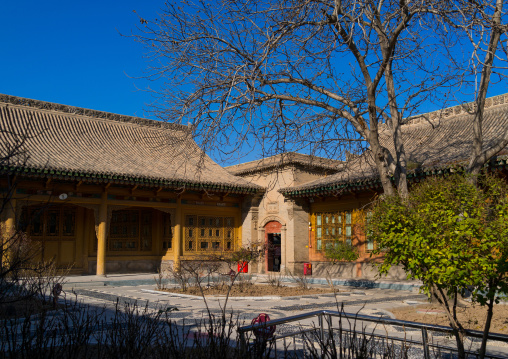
[3,198,16,237]
[96,192,108,276]
[1,198,16,270]
[173,197,182,270]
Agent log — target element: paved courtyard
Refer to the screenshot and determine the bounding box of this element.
[64,273,425,320]
[56,273,507,359]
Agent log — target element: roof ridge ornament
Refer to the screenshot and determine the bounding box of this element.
[0,93,191,133]
[403,93,508,127]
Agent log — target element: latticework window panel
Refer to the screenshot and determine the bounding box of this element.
[224,217,235,251]
[21,205,78,266]
[315,211,354,251]
[24,206,77,241]
[184,215,235,252]
[162,212,172,250]
[109,209,153,251]
[46,210,60,236]
[185,215,197,251]
[140,211,152,251]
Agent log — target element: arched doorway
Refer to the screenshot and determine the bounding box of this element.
[265,221,282,272]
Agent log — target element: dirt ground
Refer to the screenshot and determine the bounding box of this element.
[390,303,508,335]
[162,283,336,297]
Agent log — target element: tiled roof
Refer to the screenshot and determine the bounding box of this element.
[281,94,508,197]
[226,152,343,176]
[0,94,262,193]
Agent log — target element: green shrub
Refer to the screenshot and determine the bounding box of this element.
[324,241,359,263]
[369,173,508,359]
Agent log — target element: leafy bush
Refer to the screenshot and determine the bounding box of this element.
[324,241,359,263]
[369,173,508,359]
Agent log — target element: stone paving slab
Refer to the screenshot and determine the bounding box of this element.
[63,273,424,292]
[55,275,508,359]
[272,294,429,312]
[70,284,428,321]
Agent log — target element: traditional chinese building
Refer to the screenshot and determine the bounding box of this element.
[1,93,507,278]
[0,94,261,275]
[226,152,342,275]
[279,93,508,278]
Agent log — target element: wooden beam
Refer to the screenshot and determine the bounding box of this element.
[130,184,138,195]
[155,187,163,196]
[74,180,83,190]
[45,178,52,189]
[104,183,111,190]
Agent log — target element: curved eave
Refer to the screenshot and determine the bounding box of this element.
[1,165,264,195]
[279,177,383,198]
[279,158,508,198]
[230,162,341,177]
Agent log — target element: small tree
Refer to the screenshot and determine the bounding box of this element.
[369,174,508,359]
[324,241,359,264]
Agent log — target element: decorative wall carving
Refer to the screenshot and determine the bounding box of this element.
[251,210,258,230]
[287,206,294,221]
[267,201,279,214]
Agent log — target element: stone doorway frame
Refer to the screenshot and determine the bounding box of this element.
[259,216,287,273]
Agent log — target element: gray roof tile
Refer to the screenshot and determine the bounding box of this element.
[226,152,343,175]
[0,94,261,193]
[281,95,508,195]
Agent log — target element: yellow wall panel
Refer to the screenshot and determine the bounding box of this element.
[60,241,76,265]
[44,241,59,263]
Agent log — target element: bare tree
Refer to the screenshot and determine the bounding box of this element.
[459,0,508,180]
[0,113,67,309]
[1,120,32,278]
[132,0,464,197]
[447,2,508,357]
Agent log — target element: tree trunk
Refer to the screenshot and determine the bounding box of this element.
[366,89,396,197]
[479,296,495,359]
[370,142,396,196]
[455,328,467,359]
[383,55,409,198]
[432,285,467,359]
[467,0,504,181]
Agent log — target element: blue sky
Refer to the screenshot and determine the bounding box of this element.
[0,1,158,118]
[1,1,506,166]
